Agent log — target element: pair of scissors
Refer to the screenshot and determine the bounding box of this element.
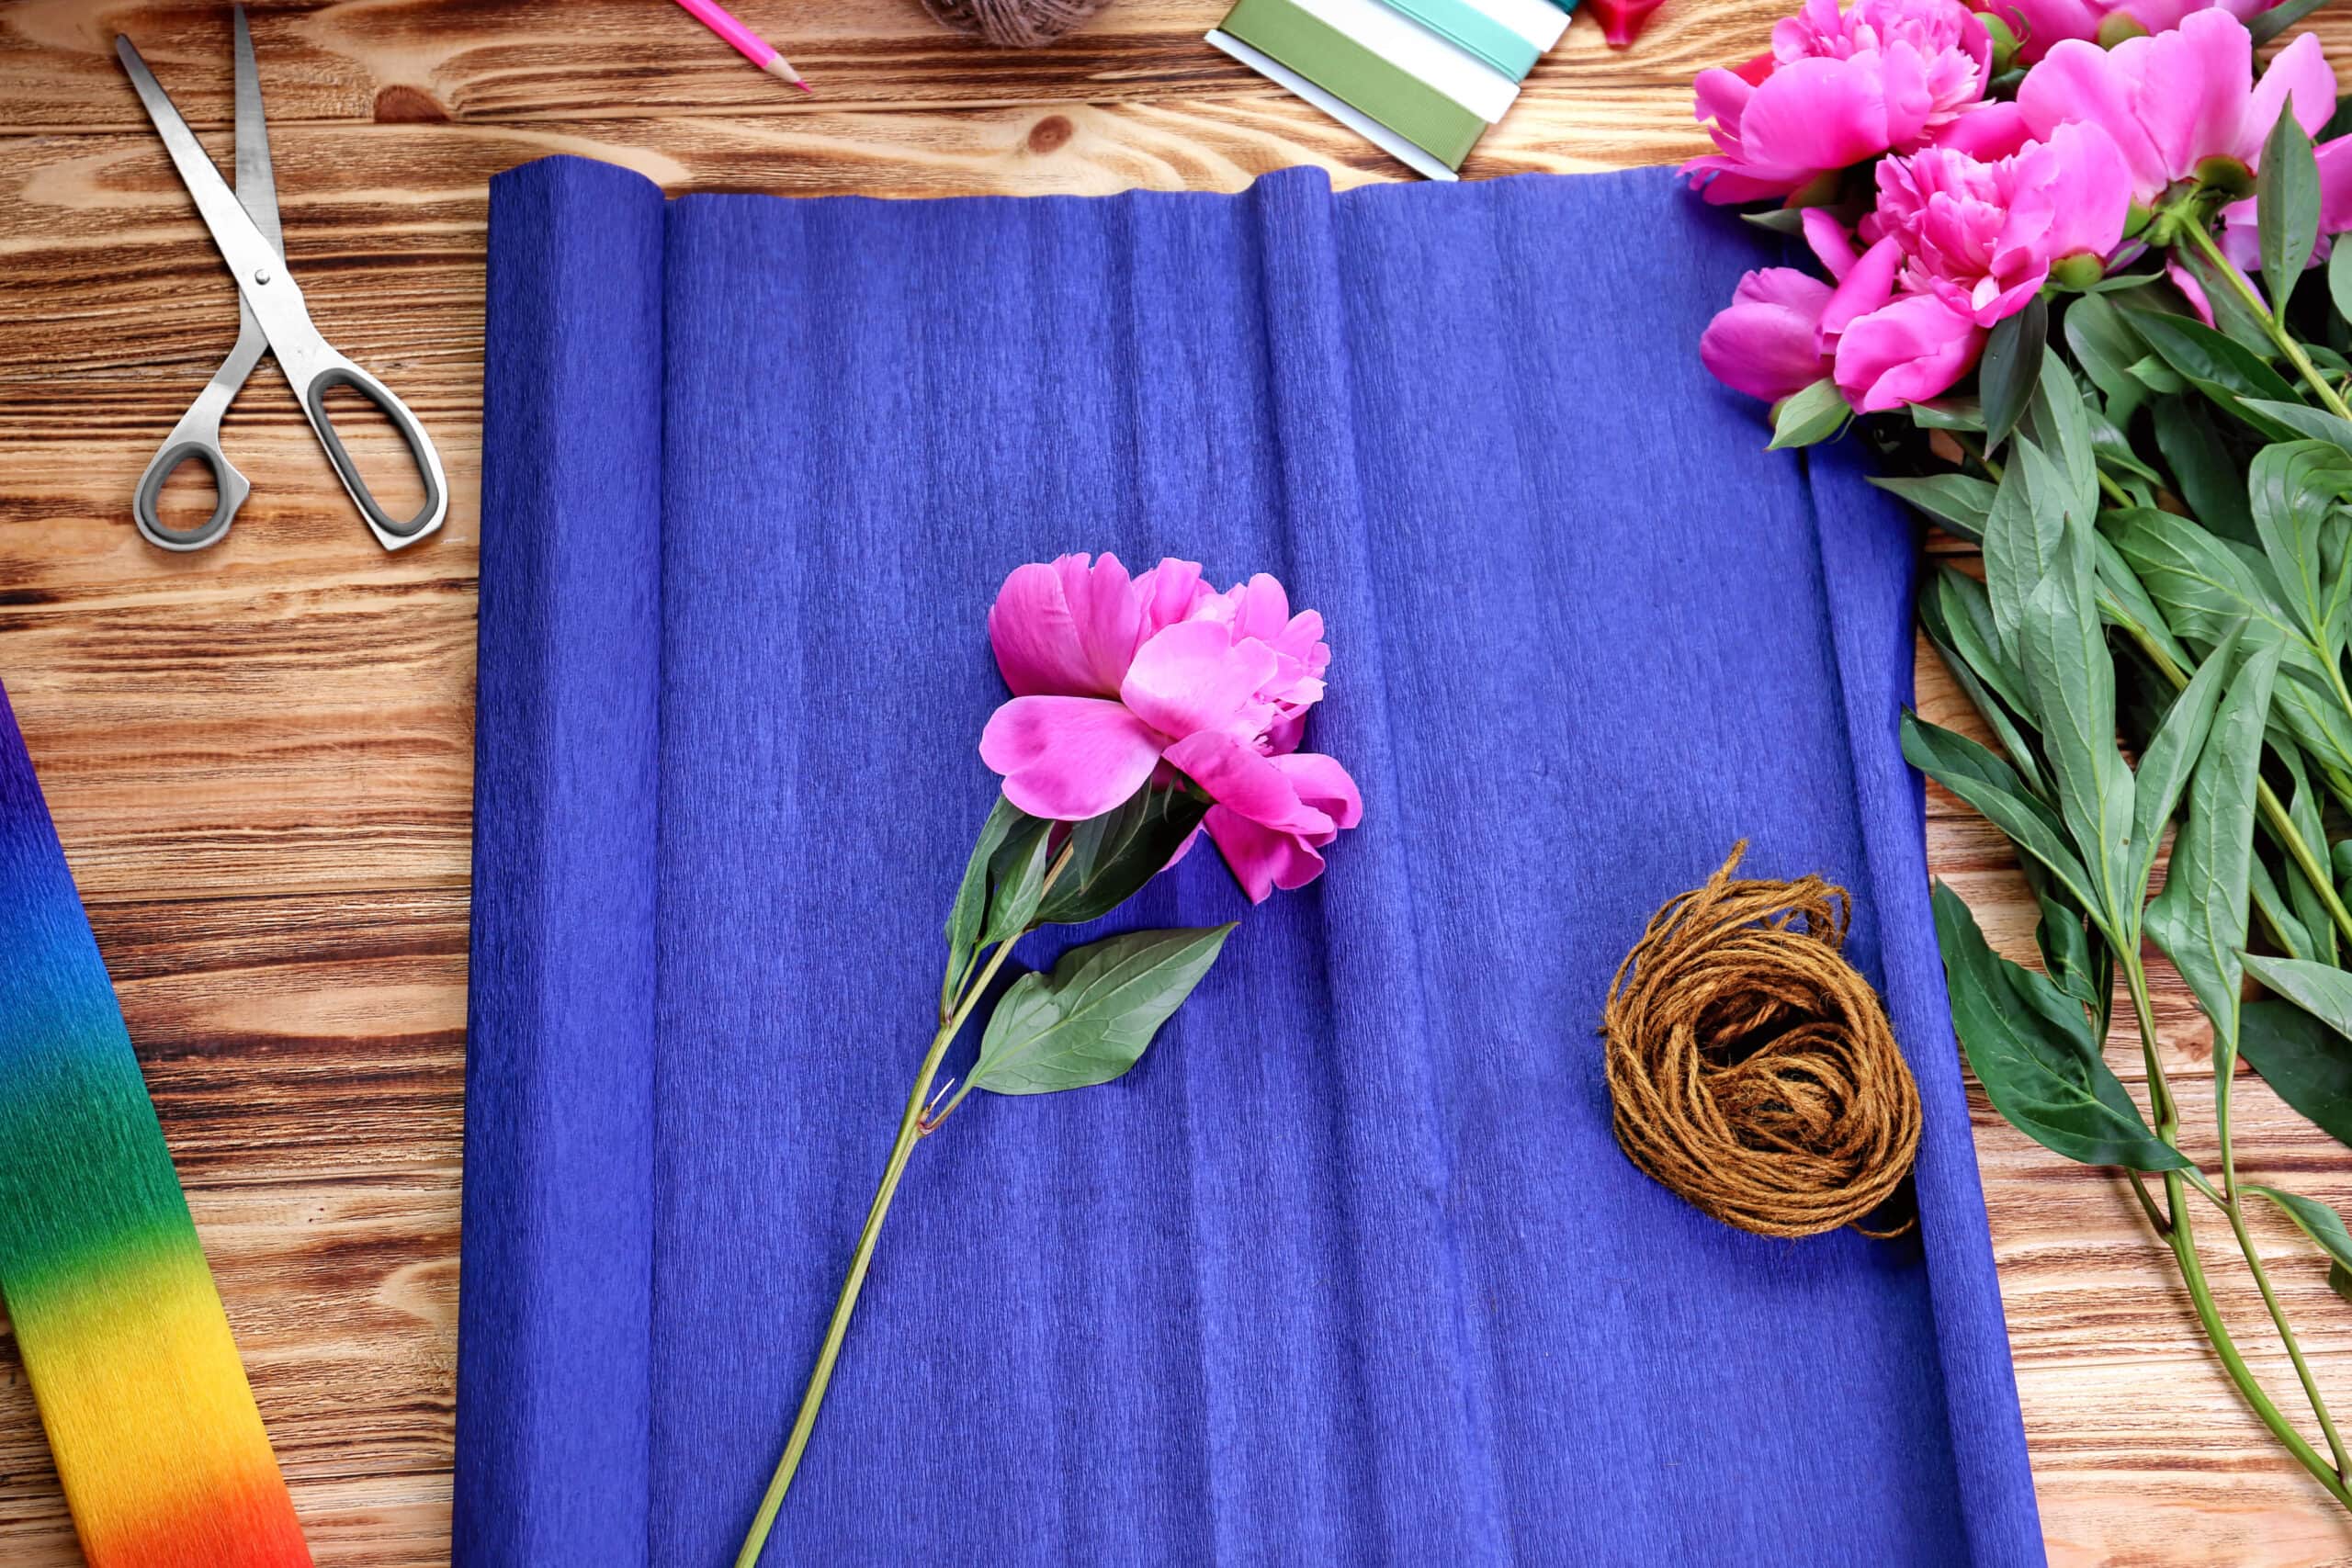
[119,8,447,553]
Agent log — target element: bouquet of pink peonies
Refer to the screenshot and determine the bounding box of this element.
[1695,0,2352,1512]
[733,554,1360,1567]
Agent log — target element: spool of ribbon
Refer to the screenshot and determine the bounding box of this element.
[0,681,311,1567]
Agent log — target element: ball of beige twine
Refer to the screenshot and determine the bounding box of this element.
[921,0,1109,47]
[1600,843,1922,1240]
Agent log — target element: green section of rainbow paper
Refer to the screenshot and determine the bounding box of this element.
[0,682,312,1568]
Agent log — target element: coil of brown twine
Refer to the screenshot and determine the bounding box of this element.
[1600,843,1922,1240]
[920,0,1110,47]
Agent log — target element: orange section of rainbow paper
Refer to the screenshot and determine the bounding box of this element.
[0,685,311,1568]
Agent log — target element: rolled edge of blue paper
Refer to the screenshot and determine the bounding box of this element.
[1804,436,2048,1568]
[453,152,669,1568]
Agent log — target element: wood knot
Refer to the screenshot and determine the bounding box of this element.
[373,85,447,124]
[1027,115,1073,154]
[1600,842,1922,1239]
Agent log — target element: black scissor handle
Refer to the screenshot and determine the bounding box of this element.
[297,357,447,548]
[134,438,250,553]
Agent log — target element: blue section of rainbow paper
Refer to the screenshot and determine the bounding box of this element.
[457,156,2046,1567]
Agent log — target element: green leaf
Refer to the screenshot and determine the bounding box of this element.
[1871,473,1997,542]
[2331,242,2352,327]
[1918,577,2050,798]
[2250,0,2328,45]
[2241,398,2352,457]
[2032,885,2109,1013]
[2127,354,2189,396]
[1909,397,1986,432]
[2064,291,2150,422]
[2171,238,2292,360]
[2089,407,2163,484]
[1929,567,2037,723]
[2245,1184,2352,1305]
[944,794,1030,1003]
[980,815,1054,950]
[2243,951,2352,1039]
[1903,713,2105,925]
[2247,439,2352,656]
[2278,748,2341,966]
[1981,294,2050,450]
[1769,378,1849,449]
[1034,785,1211,927]
[2152,397,2259,547]
[2022,350,2098,515]
[2239,999,2352,1152]
[2101,505,2301,653]
[2250,852,2318,961]
[2145,642,2282,1075]
[966,925,1236,1096]
[2092,532,2196,672]
[2125,307,2304,433]
[2128,623,2242,902]
[1932,882,2191,1170]
[1982,437,2072,655]
[2260,104,2322,321]
[2015,513,2137,931]
[1741,208,1809,236]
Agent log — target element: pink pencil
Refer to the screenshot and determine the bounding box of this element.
[669,0,810,91]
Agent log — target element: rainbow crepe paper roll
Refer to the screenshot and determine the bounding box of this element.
[0,682,310,1568]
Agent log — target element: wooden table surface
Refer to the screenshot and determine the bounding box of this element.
[6,0,2352,1562]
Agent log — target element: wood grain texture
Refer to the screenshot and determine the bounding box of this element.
[5,0,2352,1562]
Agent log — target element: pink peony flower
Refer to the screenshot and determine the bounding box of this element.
[2018,12,2337,203]
[1988,0,2276,65]
[1680,0,2006,206]
[979,556,1363,903]
[1701,267,1838,400]
[1863,120,2132,324]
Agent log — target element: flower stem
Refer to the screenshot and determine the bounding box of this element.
[2165,1169,2352,1506]
[2124,956,2352,1501]
[2180,222,2352,423]
[734,846,1073,1568]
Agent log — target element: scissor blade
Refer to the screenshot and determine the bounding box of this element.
[232,6,282,257]
[116,36,288,308]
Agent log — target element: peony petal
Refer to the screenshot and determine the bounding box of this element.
[1121,620,1280,741]
[1819,235,1905,344]
[1801,209,1861,281]
[1833,292,1985,412]
[1059,552,1145,694]
[2165,255,2219,325]
[1201,807,1326,905]
[2246,31,2336,161]
[1699,268,1837,401]
[1736,57,1898,176]
[2041,120,2133,264]
[1162,730,1335,837]
[1991,0,2103,62]
[1933,100,2032,160]
[1272,751,1363,838]
[978,696,1169,820]
[989,559,1102,698]
[2320,134,2352,238]
[2019,39,2171,199]
[2129,14,2251,178]
[1227,573,1288,641]
[1136,558,1211,635]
